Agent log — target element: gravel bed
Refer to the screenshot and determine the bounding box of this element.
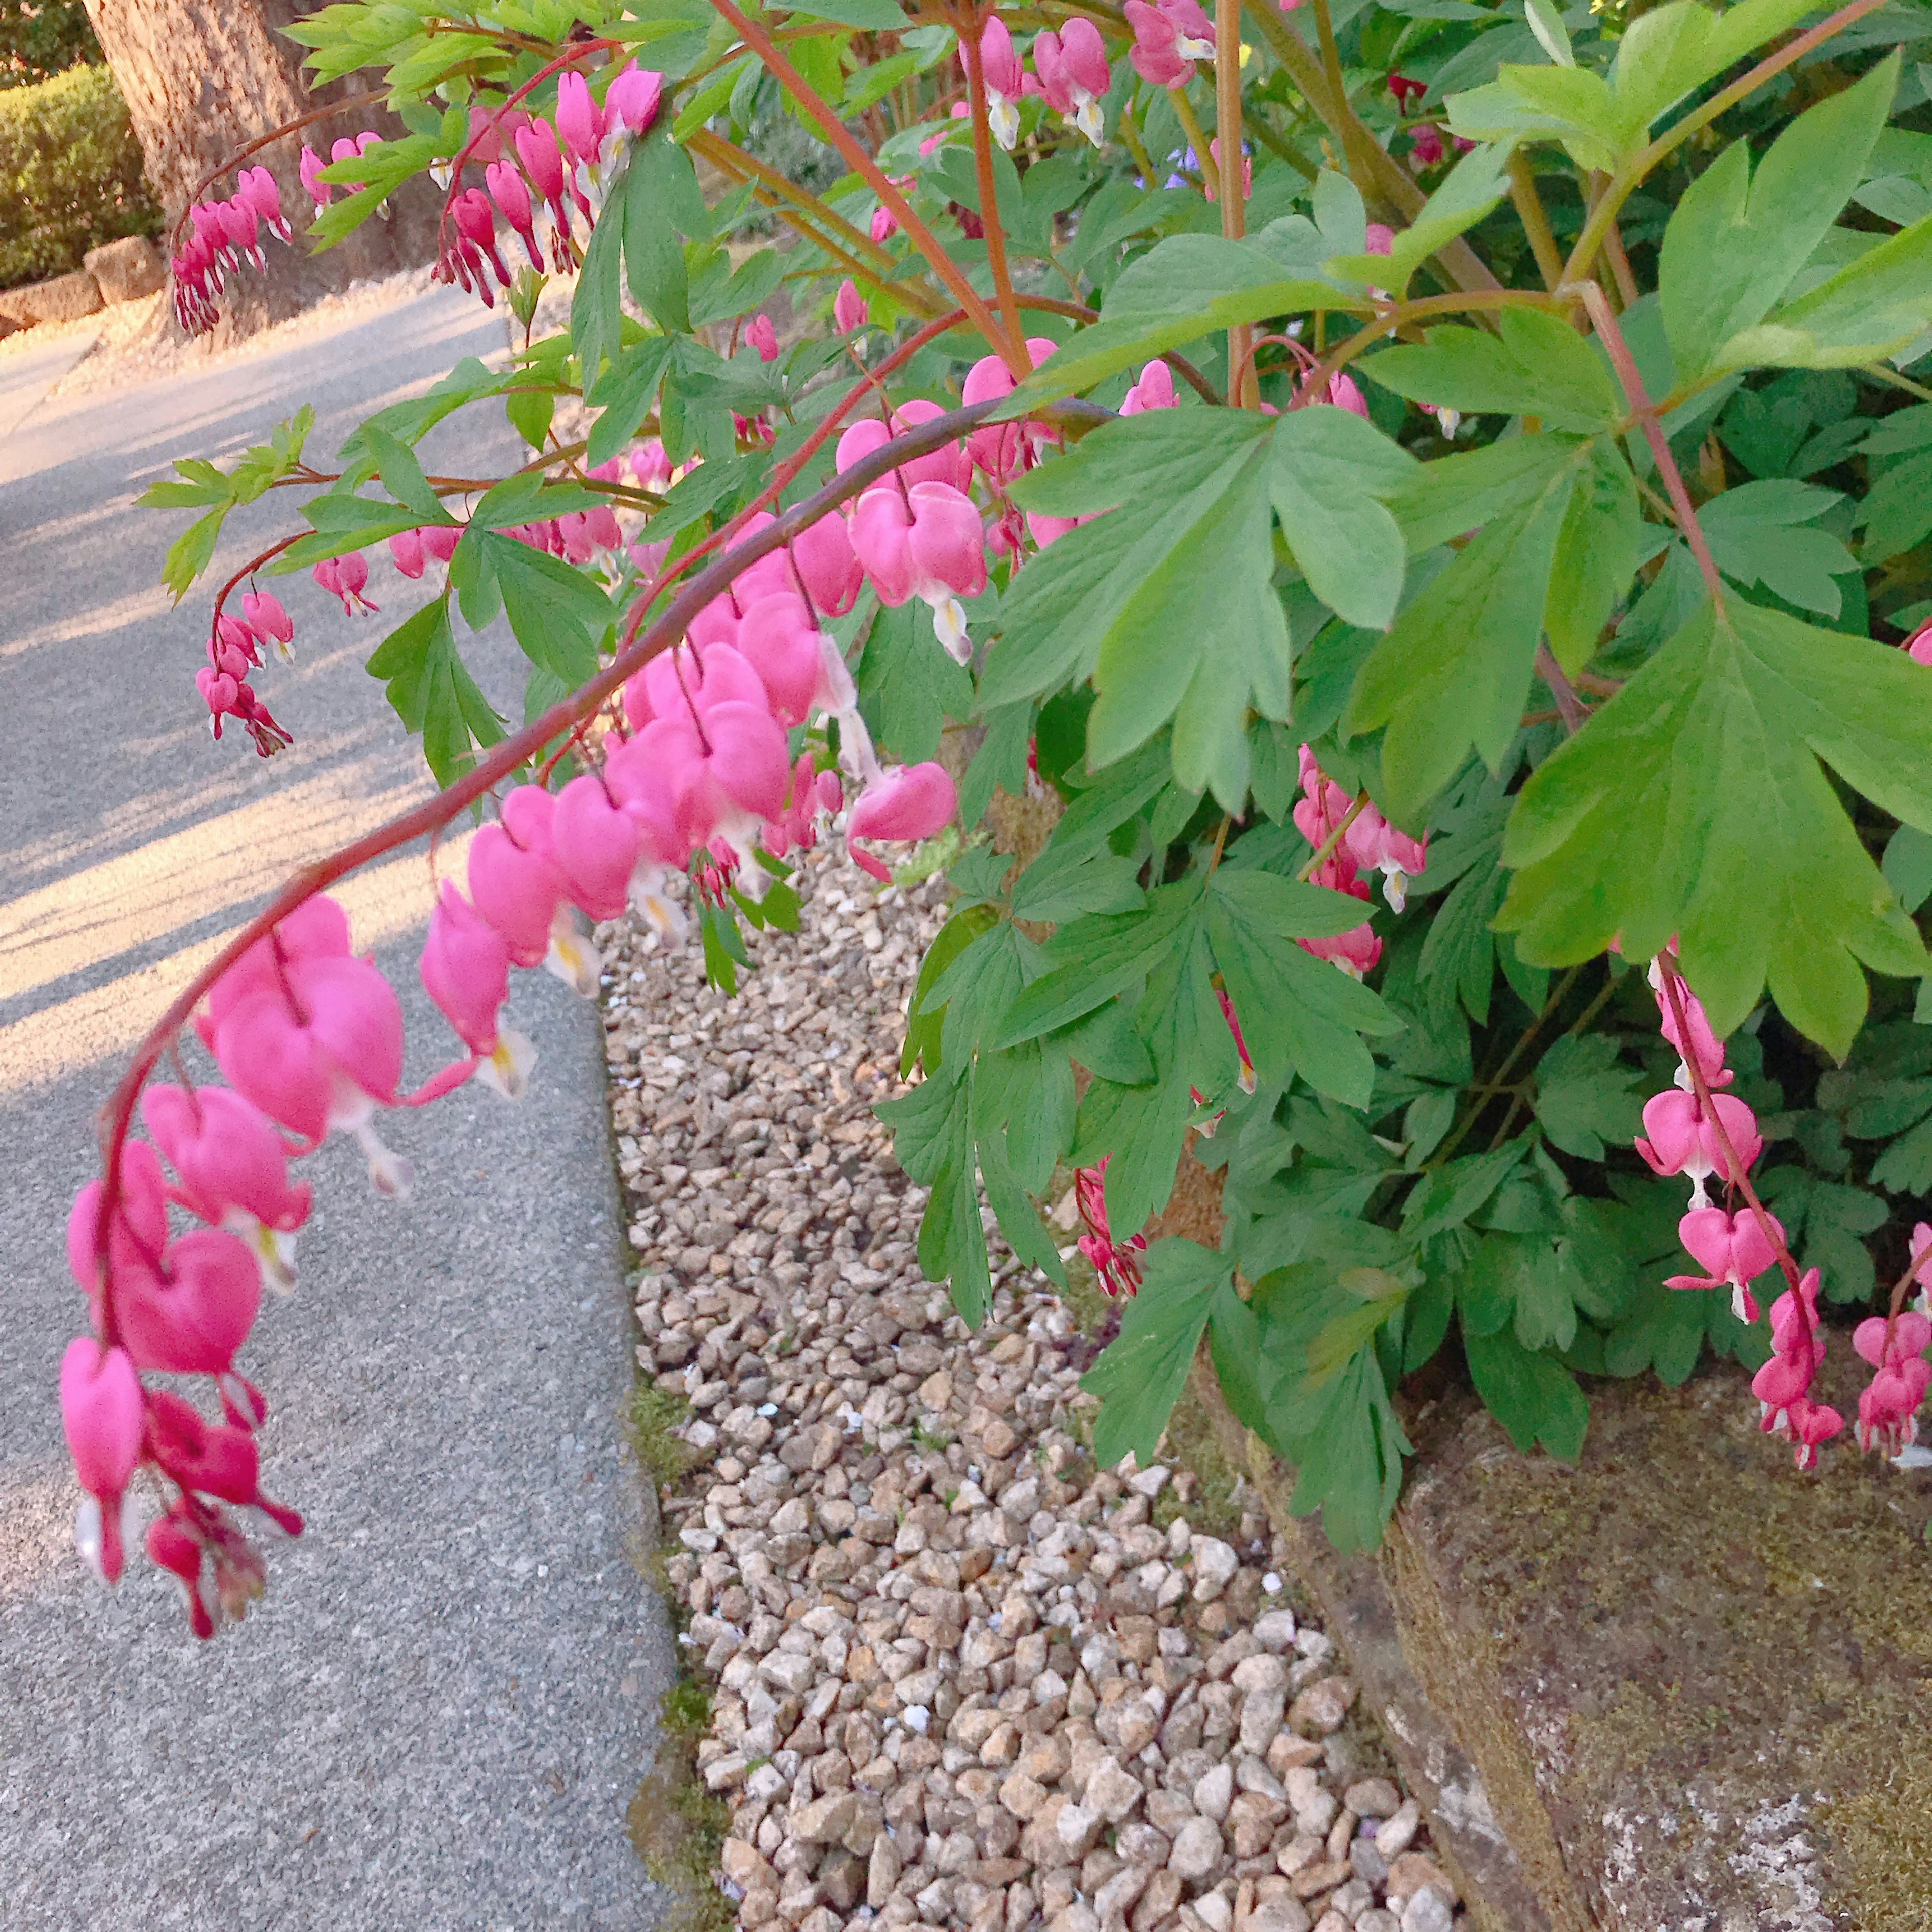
[597,850,1462,1932]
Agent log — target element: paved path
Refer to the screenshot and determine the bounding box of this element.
[0,290,670,1931]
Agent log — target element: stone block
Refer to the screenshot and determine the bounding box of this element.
[0,270,103,329]
[83,236,165,304]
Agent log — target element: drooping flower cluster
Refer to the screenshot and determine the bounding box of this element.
[969,14,1109,150]
[434,65,664,303]
[1075,1156,1147,1300]
[1633,956,1930,1470]
[196,589,295,754]
[170,165,292,336]
[1293,745,1427,978]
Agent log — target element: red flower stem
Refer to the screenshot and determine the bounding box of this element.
[1576,281,1726,613]
[207,534,302,644]
[955,1,1028,368]
[1655,953,1800,1299]
[169,91,388,252]
[91,394,1077,1283]
[706,0,1019,370]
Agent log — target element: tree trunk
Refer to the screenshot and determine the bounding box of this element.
[81,0,440,342]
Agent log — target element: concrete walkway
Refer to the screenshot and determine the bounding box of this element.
[0,289,670,1930]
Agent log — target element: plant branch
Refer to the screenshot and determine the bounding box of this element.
[1240,0,1500,295]
[1535,642,1589,734]
[1293,286,1564,408]
[1576,280,1725,612]
[956,1,1028,365]
[708,0,1019,368]
[1216,0,1258,409]
[94,394,1081,1272]
[1297,791,1368,880]
[1506,151,1565,295]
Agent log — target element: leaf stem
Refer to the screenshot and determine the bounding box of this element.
[1297,791,1368,881]
[1576,280,1725,613]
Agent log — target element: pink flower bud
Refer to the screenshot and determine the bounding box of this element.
[299,144,331,211]
[737,593,824,728]
[555,71,604,168]
[142,1084,311,1240]
[1120,359,1177,415]
[552,774,644,921]
[848,762,957,878]
[745,313,779,361]
[604,65,664,137]
[514,120,566,210]
[313,551,377,614]
[834,279,867,334]
[468,791,566,967]
[420,881,513,1056]
[1666,1205,1782,1322]
[59,1339,144,1582]
[389,527,428,579]
[240,589,292,650]
[115,1227,262,1377]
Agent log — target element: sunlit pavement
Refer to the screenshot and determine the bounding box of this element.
[0,288,669,1930]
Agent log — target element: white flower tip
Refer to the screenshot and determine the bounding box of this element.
[354,1121,413,1200]
[544,930,602,998]
[930,596,973,663]
[74,1498,105,1582]
[479,1027,538,1101]
[252,1222,298,1295]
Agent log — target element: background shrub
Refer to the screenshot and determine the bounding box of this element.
[0,60,159,289]
[2,2,100,88]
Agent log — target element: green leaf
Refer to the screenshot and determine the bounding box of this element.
[1325,144,1510,292]
[1082,1240,1229,1467]
[625,133,706,333]
[786,0,907,28]
[1268,406,1416,630]
[160,507,226,602]
[858,601,973,764]
[587,334,676,469]
[1464,1325,1588,1459]
[1273,1349,1411,1554]
[1532,1033,1646,1160]
[1382,430,1581,551]
[880,1068,993,1326]
[1545,442,1645,673]
[1718,208,1932,370]
[987,413,1273,711]
[1348,441,1585,824]
[901,905,1000,1078]
[1205,870,1403,1107]
[1363,308,1621,434]
[572,163,629,383]
[999,883,1206,1045]
[1003,234,1346,409]
[365,598,505,788]
[479,533,612,687]
[1884,824,1932,915]
[1660,56,1898,381]
[1699,481,1857,617]
[1499,599,1932,1053]
[1003,412,1289,803]
[363,425,454,526]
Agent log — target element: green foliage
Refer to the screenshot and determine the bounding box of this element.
[0,60,157,288]
[137,0,1932,1580]
[1,2,98,88]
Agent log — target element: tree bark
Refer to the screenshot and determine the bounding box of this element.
[81,0,440,342]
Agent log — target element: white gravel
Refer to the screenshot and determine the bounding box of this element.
[596,849,1464,1932]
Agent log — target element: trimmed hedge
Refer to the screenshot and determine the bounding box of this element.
[0,62,159,290]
